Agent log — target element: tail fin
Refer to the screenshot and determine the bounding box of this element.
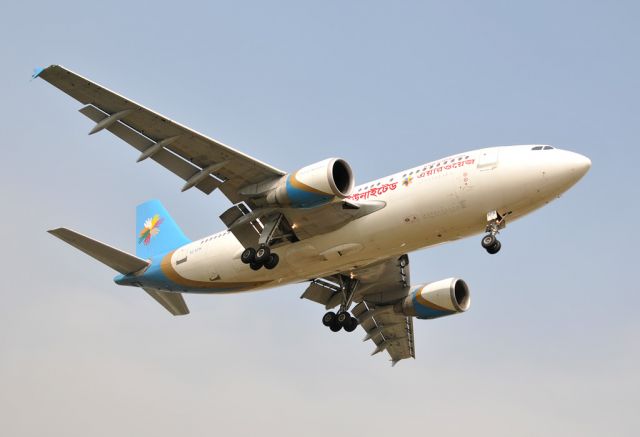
[136,200,190,259]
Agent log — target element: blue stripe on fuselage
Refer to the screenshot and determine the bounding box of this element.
[113,253,244,293]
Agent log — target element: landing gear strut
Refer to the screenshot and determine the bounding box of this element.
[321,275,359,333]
[481,210,505,255]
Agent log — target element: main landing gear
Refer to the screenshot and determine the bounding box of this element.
[240,245,279,270]
[322,275,359,333]
[481,210,505,255]
[241,213,286,271]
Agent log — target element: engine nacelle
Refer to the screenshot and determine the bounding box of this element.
[266,158,354,208]
[398,278,471,319]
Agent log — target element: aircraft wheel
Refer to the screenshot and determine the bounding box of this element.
[399,255,408,267]
[481,234,497,249]
[322,311,336,327]
[337,311,351,327]
[249,261,263,271]
[263,253,279,270]
[255,245,271,263]
[486,240,501,255]
[329,319,342,332]
[344,317,358,332]
[241,247,256,264]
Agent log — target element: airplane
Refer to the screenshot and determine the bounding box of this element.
[35,65,591,365]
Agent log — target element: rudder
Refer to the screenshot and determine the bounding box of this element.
[136,200,190,259]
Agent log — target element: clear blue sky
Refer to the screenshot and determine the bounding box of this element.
[1,1,638,435]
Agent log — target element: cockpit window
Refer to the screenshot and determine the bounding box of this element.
[542,146,554,150]
[531,146,543,150]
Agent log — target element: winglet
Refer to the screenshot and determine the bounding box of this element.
[32,66,45,80]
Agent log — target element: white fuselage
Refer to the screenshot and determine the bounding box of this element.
[165,145,591,293]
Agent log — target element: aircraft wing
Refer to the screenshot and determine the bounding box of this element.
[301,255,415,365]
[35,65,285,204]
[36,65,385,247]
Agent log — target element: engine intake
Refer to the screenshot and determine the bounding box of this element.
[266,158,354,208]
[398,278,470,319]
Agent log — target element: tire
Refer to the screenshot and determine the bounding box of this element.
[344,317,358,332]
[263,253,279,270]
[322,311,336,327]
[337,312,351,327]
[240,247,256,264]
[481,234,497,249]
[329,319,342,332]
[249,261,262,271]
[399,255,408,268]
[487,240,502,254]
[254,245,271,263]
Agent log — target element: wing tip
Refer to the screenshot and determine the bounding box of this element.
[32,66,46,80]
[32,64,63,80]
[47,227,67,235]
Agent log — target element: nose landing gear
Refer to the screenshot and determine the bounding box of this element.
[482,210,506,255]
[481,234,502,254]
[321,274,359,332]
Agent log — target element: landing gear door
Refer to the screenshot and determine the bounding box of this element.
[477,148,499,171]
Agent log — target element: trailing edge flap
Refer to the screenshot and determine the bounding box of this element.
[48,227,149,275]
[143,288,190,316]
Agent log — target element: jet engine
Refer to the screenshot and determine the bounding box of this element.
[264,158,355,208]
[397,278,471,319]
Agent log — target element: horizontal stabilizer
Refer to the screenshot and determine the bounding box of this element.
[144,288,189,316]
[48,228,149,275]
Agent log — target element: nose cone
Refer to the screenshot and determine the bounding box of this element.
[542,150,591,195]
[566,151,592,181]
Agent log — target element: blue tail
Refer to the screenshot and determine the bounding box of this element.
[135,200,190,259]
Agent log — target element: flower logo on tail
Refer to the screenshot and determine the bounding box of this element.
[138,214,163,245]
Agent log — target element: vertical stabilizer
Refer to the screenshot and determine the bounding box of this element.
[136,200,190,259]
